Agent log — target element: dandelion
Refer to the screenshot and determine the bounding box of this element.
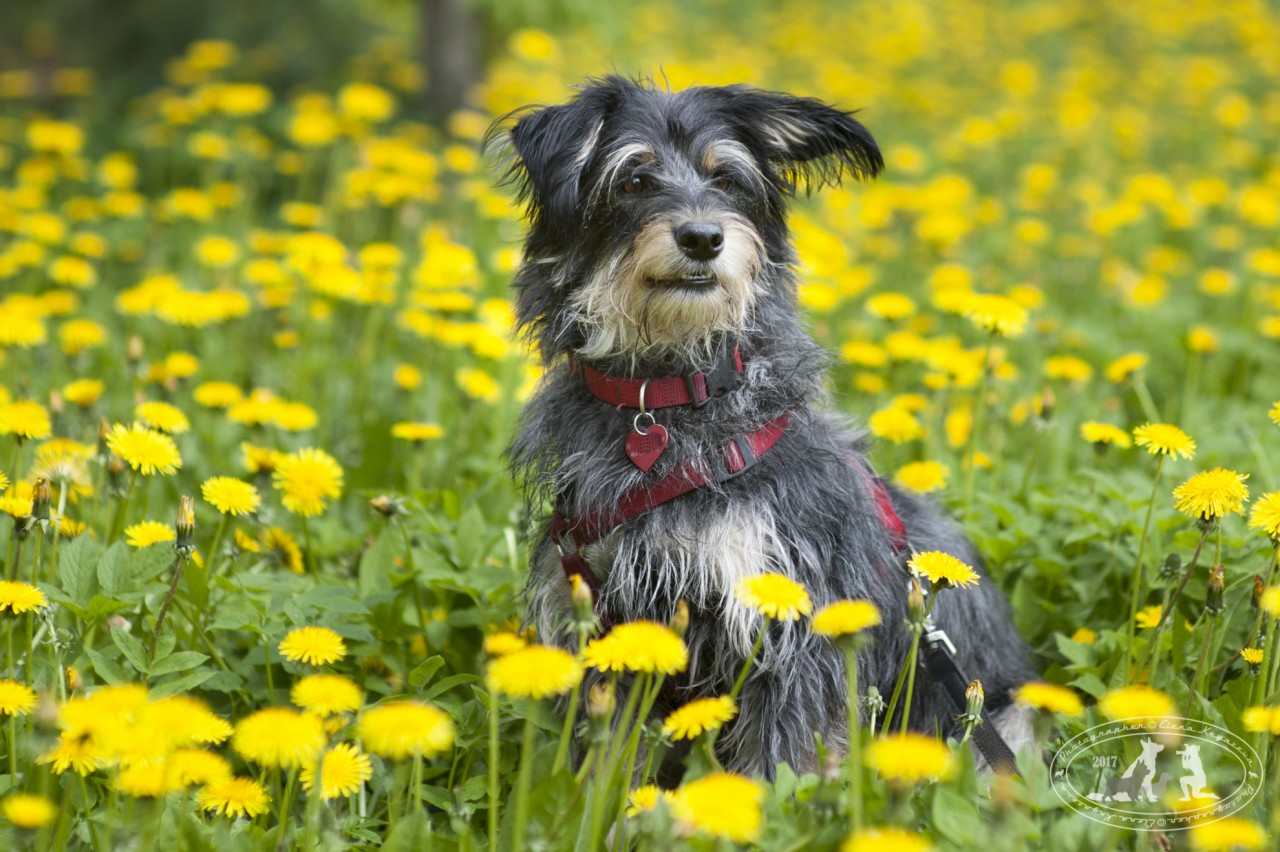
[1172,468,1249,522]
[864,732,955,784]
[301,743,372,799]
[106,423,182,475]
[2,793,56,829]
[167,749,233,787]
[0,680,37,716]
[1248,491,1280,539]
[272,448,343,516]
[1188,816,1268,851]
[39,737,100,776]
[964,293,1028,337]
[868,406,924,443]
[735,574,813,621]
[662,696,738,740]
[1106,352,1148,383]
[135,401,190,434]
[198,777,272,819]
[1132,423,1196,460]
[1098,685,1175,721]
[0,581,49,615]
[201,476,260,516]
[357,701,455,760]
[893,460,949,493]
[486,644,583,698]
[62,379,105,407]
[583,621,688,675]
[842,827,933,852]
[627,784,673,816]
[483,631,527,656]
[124,520,176,548]
[391,422,444,442]
[812,599,882,637]
[0,400,53,441]
[1080,421,1131,448]
[290,674,362,718]
[670,772,764,844]
[231,707,326,769]
[907,551,979,589]
[1135,604,1163,628]
[279,626,346,666]
[1241,705,1280,735]
[1013,682,1083,716]
[1071,626,1097,644]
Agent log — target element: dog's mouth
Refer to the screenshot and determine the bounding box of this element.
[649,276,718,291]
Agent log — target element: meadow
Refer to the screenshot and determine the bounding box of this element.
[0,0,1279,848]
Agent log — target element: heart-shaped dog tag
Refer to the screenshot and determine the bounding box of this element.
[625,424,669,472]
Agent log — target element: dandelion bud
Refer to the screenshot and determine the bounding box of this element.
[126,334,144,363]
[670,599,690,637]
[965,679,985,719]
[1253,575,1266,608]
[568,575,599,636]
[1037,386,1055,424]
[95,417,111,458]
[587,681,615,720]
[48,391,63,415]
[175,496,195,555]
[1158,553,1183,583]
[1205,564,1225,616]
[369,494,403,518]
[906,577,925,629]
[862,685,886,728]
[31,479,52,523]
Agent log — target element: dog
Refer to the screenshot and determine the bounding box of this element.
[495,75,1035,778]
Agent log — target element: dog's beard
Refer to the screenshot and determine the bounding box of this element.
[568,213,766,367]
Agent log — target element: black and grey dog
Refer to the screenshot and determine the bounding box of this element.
[496,76,1035,778]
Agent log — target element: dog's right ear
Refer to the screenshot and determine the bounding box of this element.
[490,87,613,223]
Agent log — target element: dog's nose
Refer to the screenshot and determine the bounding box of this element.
[674,222,724,261]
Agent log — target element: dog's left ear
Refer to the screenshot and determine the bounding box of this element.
[725,89,884,191]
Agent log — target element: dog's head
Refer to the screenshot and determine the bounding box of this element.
[494,76,882,368]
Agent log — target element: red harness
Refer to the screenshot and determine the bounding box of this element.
[553,354,910,595]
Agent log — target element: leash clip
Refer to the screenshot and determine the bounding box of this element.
[710,434,757,482]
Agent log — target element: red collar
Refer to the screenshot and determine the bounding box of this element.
[569,345,744,409]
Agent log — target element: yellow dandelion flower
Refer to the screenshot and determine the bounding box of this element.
[893,460,949,493]
[812,600,882,638]
[842,826,933,852]
[106,423,182,476]
[0,679,37,716]
[0,581,49,615]
[231,707,325,769]
[134,401,190,434]
[241,442,283,474]
[264,526,304,573]
[116,762,173,798]
[62,378,105,407]
[1173,468,1249,522]
[1248,492,1280,540]
[301,743,372,799]
[2,793,57,829]
[194,381,243,409]
[907,551,979,589]
[662,696,738,741]
[671,772,763,844]
[167,749,233,788]
[1106,352,1148,383]
[1098,685,1175,721]
[1189,816,1268,851]
[1080,421,1132,448]
[865,292,917,320]
[357,701,455,760]
[1133,423,1195,460]
[1240,648,1264,665]
[483,631,528,656]
[1043,355,1093,383]
[272,448,343,516]
[124,520,175,548]
[391,422,444,442]
[0,400,53,441]
[865,732,956,784]
[582,622,688,676]
[201,476,260,516]
[1269,400,1280,426]
[1013,682,1083,716]
[393,364,422,389]
[964,293,1028,337]
[38,736,100,776]
[1070,626,1097,644]
[279,626,346,666]
[735,574,813,621]
[0,312,47,349]
[1135,604,1163,628]
[486,644,583,698]
[1241,705,1280,735]
[198,776,271,819]
[1261,586,1280,618]
[291,674,363,716]
[626,784,674,816]
[868,406,924,444]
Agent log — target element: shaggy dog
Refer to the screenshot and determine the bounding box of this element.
[496,76,1035,778]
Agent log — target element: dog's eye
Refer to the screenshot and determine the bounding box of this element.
[621,173,649,195]
[712,175,737,193]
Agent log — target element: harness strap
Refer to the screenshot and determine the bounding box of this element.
[921,629,1021,776]
[569,344,744,410]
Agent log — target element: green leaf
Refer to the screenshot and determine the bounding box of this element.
[421,673,481,702]
[111,627,149,674]
[150,651,209,677]
[86,646,131,685]
[85,595,130,621]
[208,599,259,631]
[408,655,445,688]
[932,785,981,846]
[150,668,217,698]
[96,542,129,598]
[382,811,430,852]
[59,535,102,606]
[359,529,396,597]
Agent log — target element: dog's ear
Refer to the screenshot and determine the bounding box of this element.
[490,85,615,222]
[725,89,883,192]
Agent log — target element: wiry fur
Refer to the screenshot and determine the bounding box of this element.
[496,76,1035,778]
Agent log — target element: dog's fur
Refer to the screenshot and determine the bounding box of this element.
[496,76,1035,778]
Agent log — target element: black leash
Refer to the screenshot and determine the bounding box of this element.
[920,626,1021,776]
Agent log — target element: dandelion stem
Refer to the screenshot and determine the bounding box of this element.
[898,628,924,734]
[1123,455,1165,685]
[962,330,996,522]
[80,774,104,852]
[206,514,230,578]
[487,690,499,850]
[300,515,318,574]
[1131,374,1161,424]
[108,471,139,544]
[512,709,537,852]
[148,553,187,660]
[263,636,276,704]
[551,678,580,776]
[1192,616,1215,699]
[729,623,767,703]
[277,768,299,841]
[844,646,863,831]
[1134,525,1211,680]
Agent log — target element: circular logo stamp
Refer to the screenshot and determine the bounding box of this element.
[1050,717,1262,832]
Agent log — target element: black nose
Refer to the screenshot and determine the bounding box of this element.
[674,222,724,261]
